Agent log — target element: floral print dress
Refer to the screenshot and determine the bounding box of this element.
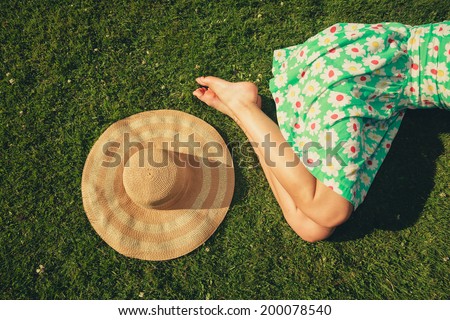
[269,22,450,209]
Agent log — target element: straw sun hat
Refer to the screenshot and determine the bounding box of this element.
[81,110,234,261]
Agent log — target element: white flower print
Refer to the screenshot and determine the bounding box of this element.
[354,74,371,85]
[293,95,306,109]
[294,136,311,150]
[320,66,343,83]
[310,57,326,76]
[342,59,365,75]
[274,73,288,88]
[365,158,379,171]
[306,51,321,65]
[379,93,395,103]
[327,91,351,108]
[273,92,285,107]
[352,87,362,99]
[413,26,430,37]
[274,49,286,63]
[318,128,339,149]
[348,106,364,117]
[425,62,449,82]
[280,128,290,141]
[321,157,342,177]
[404,82,419,97]
[345,43,366,58]
[387,34,398,48]
[277,111,288,125]
[362,55,387,70]
[343,139,360,159]
[323,178,343,195]
[365,103,377,116]
[388,127,399,140]
[294,46,309,63]
[370,23,386,34]
[345,30,363,40]
[346,119,361,138]
[445,43,450,63]
[372,66,387,76]
[383,102,395,112]
[307,101,321,118]
[375,78,391,91]
[393,64,408,79]
[432,23,450,36]
[344,23,365,33]
[344,162,359,181]
[318,33,337,47]
[327,47,343,59]
[324,24,343,35]
[303,150,321,167]
[297,68,309,81]
[365,36,385,53]
[421,79,437,96]
[427,37,440,58]
[307,119,321,135]
[360,172,371,186]
[408,33,424,51]
[390,26,408,38]
[367,131,382,144]
[324,109,346,126]
[302,79,320,96]
[292,118,305,133]
[286,84,301,103]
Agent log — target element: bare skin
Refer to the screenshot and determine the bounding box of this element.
[193,76,353,242]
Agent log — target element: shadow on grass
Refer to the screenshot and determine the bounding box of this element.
[261,95,449,241]
[332,108,450,241]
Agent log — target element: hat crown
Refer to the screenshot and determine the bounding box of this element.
[122,148,189,209]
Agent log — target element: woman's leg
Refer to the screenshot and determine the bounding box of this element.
[235,97,335,242]
[193,76,353,233]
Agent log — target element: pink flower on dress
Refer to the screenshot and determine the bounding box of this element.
[320,66,343,83]
[343,139,360,159]
[292,118,305,134]
[324,109,345,125]
[323,178,343,195]
[294,46,309,63]
[346,119,361,138]
[362,55,387,70]
[327,47,343,59]
[345,43,366,58]
[327,91,351,108]
[433,23,450,36]
[370,23,386,34]
[324,24,343,35]
[292,95,306,110]
[354,75,371,85]
[365,158,379,171]
[307,120,321,135]
[273,92,285,108]
[427,37,440,58]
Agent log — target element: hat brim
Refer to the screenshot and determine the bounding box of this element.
[81,110,234,260]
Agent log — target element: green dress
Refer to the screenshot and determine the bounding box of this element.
[269,22,450,209]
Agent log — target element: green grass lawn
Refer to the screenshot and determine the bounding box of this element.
[1,0,449,299]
